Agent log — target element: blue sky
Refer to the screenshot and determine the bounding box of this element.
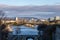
[0,0,60,6]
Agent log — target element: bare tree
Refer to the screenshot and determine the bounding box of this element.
[0,10,8,40]
[0,10,5,25]
[0,10,5,19]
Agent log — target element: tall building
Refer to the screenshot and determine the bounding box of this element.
[16,17,19,23]
[16,17,19,21]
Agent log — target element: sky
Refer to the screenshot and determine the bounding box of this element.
[0,0,60,6]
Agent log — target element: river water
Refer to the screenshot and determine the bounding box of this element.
[8,25,38,40]
[11,25,38,35]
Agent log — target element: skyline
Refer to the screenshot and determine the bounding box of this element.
[0,0,60,6]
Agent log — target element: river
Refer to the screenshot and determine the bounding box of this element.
[11,25,38,35]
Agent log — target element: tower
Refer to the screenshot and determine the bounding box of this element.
[16,17,19,24]
[16,17,19,21]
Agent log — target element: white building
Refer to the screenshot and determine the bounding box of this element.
[48,16,60,21]
[16,17,19,21]
[40,19,47,22]
[54,16,60,20]
[48,17,54,21]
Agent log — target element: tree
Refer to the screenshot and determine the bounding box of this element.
[0,10,5,25]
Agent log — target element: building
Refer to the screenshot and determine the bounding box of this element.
[48,17,54,21]
[16,17,19,21]
[54,16,60,21]
[48,16,60,21]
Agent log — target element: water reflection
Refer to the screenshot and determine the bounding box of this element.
[27,38,33,40]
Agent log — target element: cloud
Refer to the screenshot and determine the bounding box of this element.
[0,4,60,18]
